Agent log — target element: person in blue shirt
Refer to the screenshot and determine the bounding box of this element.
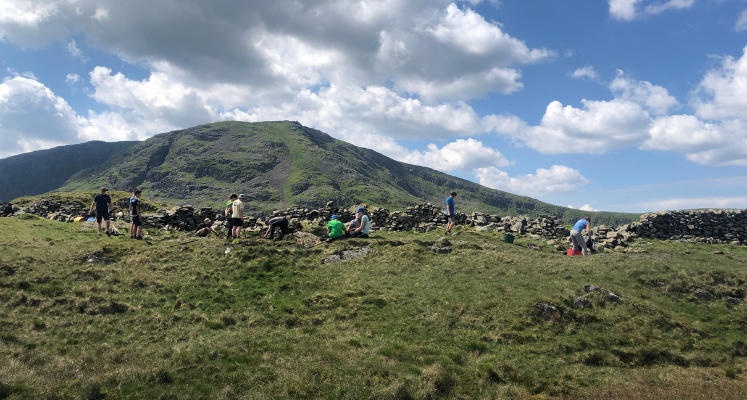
[570,217,591,255]
[445,191,457,234]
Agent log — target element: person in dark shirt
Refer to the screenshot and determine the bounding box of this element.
[130,189,143,240]
[225,193,237,239]
[445,191,457,235]
[263,216,292,239]
[196,218,220,237]
[88,187,112,237]
[129,188,138,239]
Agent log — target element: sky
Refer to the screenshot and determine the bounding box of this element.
[2,0,747,213]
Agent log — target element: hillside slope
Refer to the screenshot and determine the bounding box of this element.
[0,140,138,201]
[57,121,638,224]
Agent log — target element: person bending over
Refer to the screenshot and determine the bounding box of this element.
[89,187,112,237]
[196,218,220,237]
[264,216,292,239]
[320,215,345,242]
[346,207,370,238]
[570,216,592,256]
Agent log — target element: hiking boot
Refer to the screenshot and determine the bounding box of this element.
[136,236,143,240]
[98,231,101,237]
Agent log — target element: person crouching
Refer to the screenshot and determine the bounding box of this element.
[196,218,220,238]
[264,216,292,239]
[320,215,345,242]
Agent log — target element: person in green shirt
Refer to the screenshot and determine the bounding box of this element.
[321,215,345,242]
[224,193,237,239]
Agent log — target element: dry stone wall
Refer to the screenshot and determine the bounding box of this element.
[2,197,745,247]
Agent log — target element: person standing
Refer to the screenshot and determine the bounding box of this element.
[130,188,143,240]
[570,216,592,256]
[445,191,457,235]
[231,194,245,239]
[129,188,138,238]
[225,193,237,239]
[88,187,112,237]
[346,207,370,238]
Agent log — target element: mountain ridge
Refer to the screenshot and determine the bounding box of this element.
[52,121,638,225]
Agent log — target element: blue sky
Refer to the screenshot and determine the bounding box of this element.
[2,0,747,212]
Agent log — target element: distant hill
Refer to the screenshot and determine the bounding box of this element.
[54,121,638,225]
[0,141,138,201]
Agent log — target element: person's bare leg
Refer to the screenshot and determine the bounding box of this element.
[105,220,111,233]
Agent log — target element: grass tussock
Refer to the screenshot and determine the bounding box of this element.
[1,218,746,399]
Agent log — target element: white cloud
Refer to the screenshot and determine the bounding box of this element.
[6,68,38,80]
[692,45,747,120]
[736,9,747,32]
[492,99,651,154]
[638,196,747,211]
[65,73,79,84]
[579,204,598,212]
[475,165,589,197]
[67,39,87,62]
[609,0,696,21]
[91,7,108,21]
[395,67,523,102]
[567,205,574,209]
[570,66,599,81]
[400,138,511,173]
[0,76,79,157]
[643,115,747,166]
[645,0,696,15]
[609,70,678,115]
[609,0,643,21]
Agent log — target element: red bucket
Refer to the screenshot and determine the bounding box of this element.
[567,249,582,256]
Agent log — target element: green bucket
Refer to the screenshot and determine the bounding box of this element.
[503,234,515,243]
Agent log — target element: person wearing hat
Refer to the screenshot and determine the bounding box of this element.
[231,194,246,239]
[225,193,238,239]
[570,216,592,256]
[263,216,292,239]
[88,187,112,237]
[320,215,345,242]
[346,207,370,238]
[195,218,220,237]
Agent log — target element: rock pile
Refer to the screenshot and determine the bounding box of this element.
[471,212,569,238]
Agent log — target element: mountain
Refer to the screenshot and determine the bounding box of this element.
[0,140,138,202]
[52,121,638,224]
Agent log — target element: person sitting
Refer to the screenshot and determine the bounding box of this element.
[264,216,292,239]
[196,218,220,238]
[320,215,345,242]
[346,207,370,238]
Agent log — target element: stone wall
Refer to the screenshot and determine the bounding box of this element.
[2,197,745,247]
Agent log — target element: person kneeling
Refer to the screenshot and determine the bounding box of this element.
[320,215,345,242]
[196,218,220,238]
[346,207,370,238]
[264,216,292,239]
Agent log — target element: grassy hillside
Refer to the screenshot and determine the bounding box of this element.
[1,217,746,399]
[56,121,638,225]
[0,141,138,202]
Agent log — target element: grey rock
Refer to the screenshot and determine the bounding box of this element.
[606,292,622,303]
[583,285,600,293]
[574,297,593,309]
[693,288,715,301]
[726,297,744,305]
[323,247,372,264]
[427,246,452,254]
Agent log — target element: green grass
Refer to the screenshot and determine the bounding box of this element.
[1,217,746,399]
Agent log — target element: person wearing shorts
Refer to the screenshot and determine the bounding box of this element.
[445,191,457,234]
[231,194,245,239]
[131,189,143,240]
[88,187,112,237]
